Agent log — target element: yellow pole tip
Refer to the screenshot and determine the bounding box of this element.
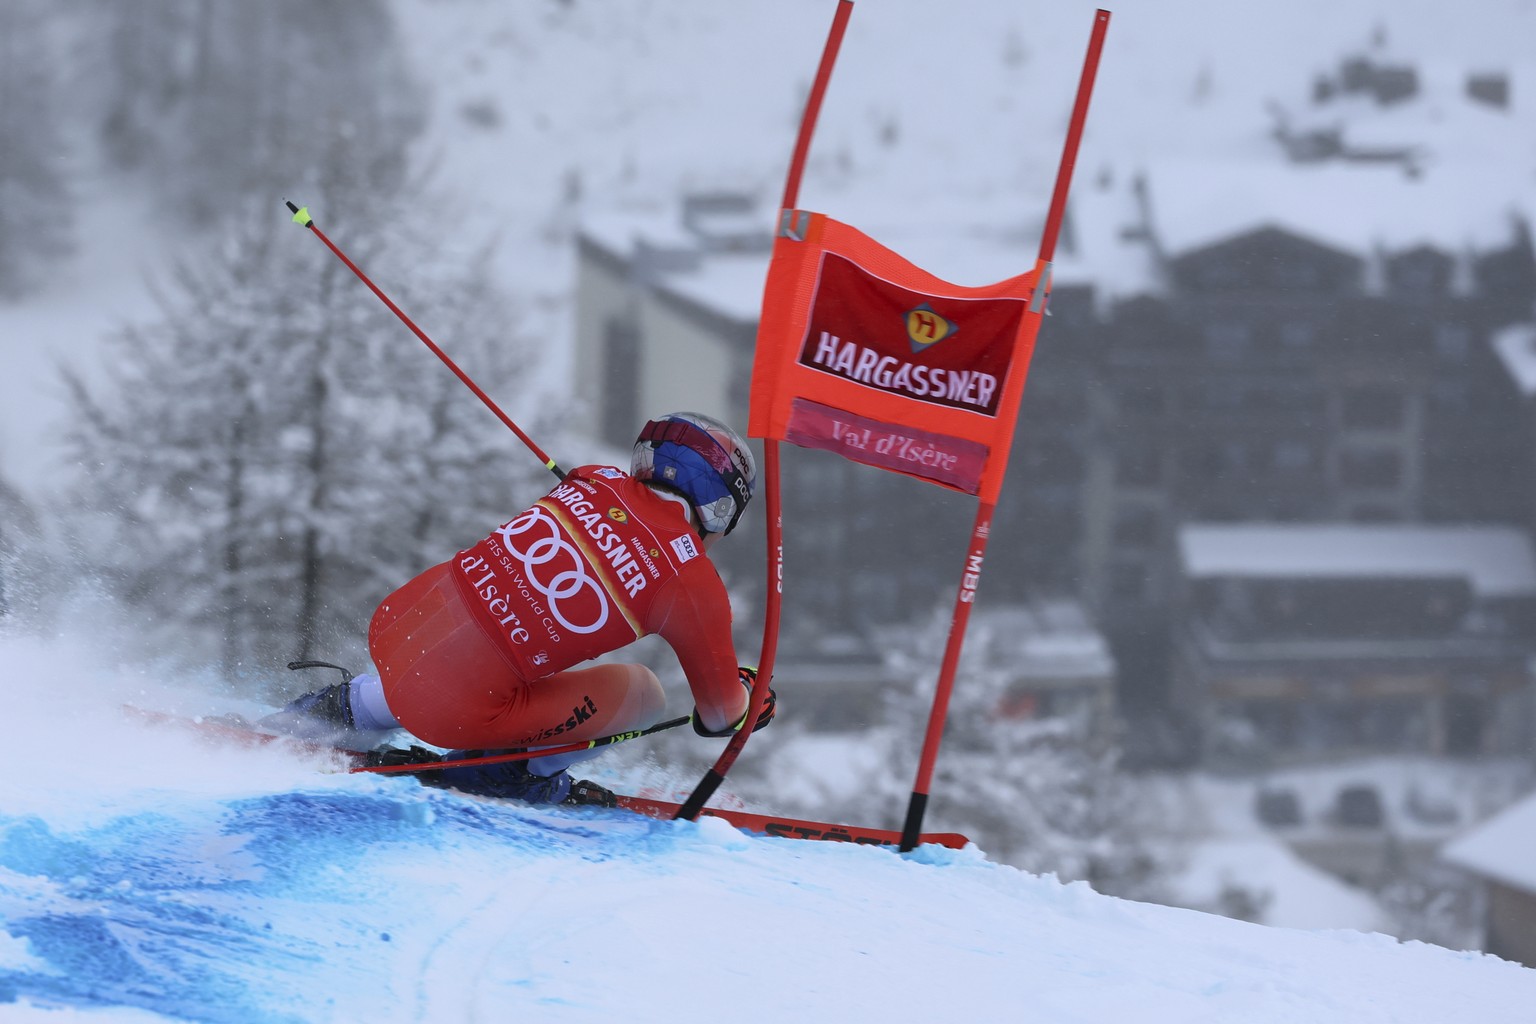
[291,206,312,227]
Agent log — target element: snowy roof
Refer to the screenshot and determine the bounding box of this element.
[657,253,774,326]
[1119,44,1536,263]
[1492,323,1536,397]
[1442,789,1536,893]
[1144,157,1532,258]
[1286,54,1534,161]
[1178,523,1536,597]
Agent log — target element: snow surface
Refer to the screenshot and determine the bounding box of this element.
[2,627,1536,1023]
[5,2,1536,1018]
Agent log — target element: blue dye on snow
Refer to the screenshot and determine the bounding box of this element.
[0,786,660,1021]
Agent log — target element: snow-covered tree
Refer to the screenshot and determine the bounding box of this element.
[59,154,562,693]
[0,473,42,622]
[0,0,74,298]
[90,0,424,222]
[782,606,1171,898]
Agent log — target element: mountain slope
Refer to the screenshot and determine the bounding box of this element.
[0,631,1534,1023]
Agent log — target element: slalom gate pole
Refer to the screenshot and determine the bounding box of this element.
[674,447,785,819]
[1036,10,1111,266]
[352,715,693,776]
[285,200,565,481]
[897,9,1110,853]
[673,0,853,822]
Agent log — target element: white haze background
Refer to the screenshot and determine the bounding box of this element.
[2,0,1536,1020]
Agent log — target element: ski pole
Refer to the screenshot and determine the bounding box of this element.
[284,200,565,481]
[350,715,693,776]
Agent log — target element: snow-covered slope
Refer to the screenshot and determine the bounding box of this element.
[1,629,1534,1023]
[6,4,1536,1019]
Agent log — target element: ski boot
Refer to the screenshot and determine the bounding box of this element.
[260,682,357,739]
[420,752,617,807]
[566,777,619,808]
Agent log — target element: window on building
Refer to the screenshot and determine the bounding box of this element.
[1200,262,1243,290]
[1025,444,1084,484]
[1279,322,1317,349]
[1113,505,1160,548]
[1340,386,1405,430]
[1203,384,1245,411]
[1118,383,1166,417]
[1266,496,1313,521]
[1340,448,1403,488]
[1109,560,1149,603]
[1433,324,1472,361]
[1205,323,1252,361]
[1273,261,1321,289]
[1023,503,1082,551]
[1273,440,1314,471]
[1347,503,1402,522]
[1116,438,1163,486]
[1179,442,1219,484]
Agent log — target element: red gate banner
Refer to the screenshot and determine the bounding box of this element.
[748,210,1047,504]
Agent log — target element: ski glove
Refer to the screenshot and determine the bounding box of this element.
[692,666,776,737]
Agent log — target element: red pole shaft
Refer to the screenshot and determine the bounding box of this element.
[1036,9,1110,265]
[675,444,784,820]
[899,9,1110,851]
[900,503,994,850]
[675,1,853,821]
[780,0,854,211]
[286,202,565,480]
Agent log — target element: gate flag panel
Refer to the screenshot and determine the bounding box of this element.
[749,212,1048,506]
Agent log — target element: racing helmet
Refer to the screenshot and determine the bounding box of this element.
[631,412,757,536]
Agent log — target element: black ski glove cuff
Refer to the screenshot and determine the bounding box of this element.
[691,667,776,736]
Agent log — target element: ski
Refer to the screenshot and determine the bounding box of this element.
[123,706,969,850]
[120,705,366,758]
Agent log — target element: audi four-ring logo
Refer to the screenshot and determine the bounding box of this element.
[495,507,610,634]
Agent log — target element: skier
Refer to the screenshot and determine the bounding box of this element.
[266,412,776,805]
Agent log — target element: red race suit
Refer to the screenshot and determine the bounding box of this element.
[367,466,744,748]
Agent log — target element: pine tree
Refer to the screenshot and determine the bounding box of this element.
[60,168,560,693]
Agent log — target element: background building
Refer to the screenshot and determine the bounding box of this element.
[1172,523,1536,761]
[572,39,1536,764]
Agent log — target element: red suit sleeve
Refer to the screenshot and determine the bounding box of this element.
[648,564,747,733]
